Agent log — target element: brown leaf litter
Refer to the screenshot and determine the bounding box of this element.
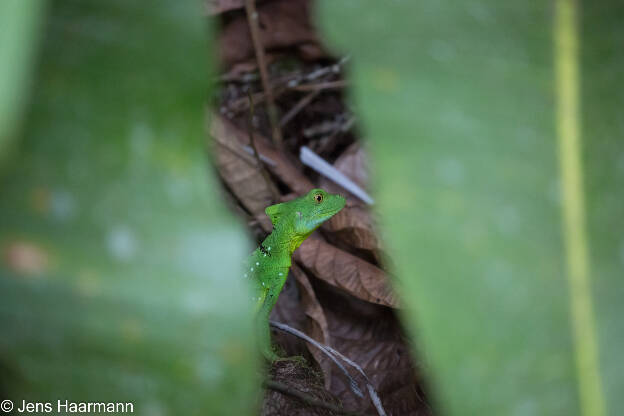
[211,0,431,412]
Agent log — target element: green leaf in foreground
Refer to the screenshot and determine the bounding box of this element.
[0,1,258,414]
[319,1,622,414]
[0,0,45,157]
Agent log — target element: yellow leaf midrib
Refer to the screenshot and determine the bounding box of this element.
[555,1,606,415]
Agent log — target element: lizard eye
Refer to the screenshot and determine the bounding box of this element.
[313,193,323,204]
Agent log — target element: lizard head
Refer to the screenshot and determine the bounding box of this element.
[265,188,346,239]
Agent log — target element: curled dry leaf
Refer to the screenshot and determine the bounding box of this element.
[212,114,315,195]
[313,280,431,416]
[210,115,274,216]
[248,135,314,195]
[290,265,333,389]
[218,0,326,66]
[295,236,398,308]
[320,142,370,196]
[205,0,245,16]
[319,143,385,263]
[324,206,386,265]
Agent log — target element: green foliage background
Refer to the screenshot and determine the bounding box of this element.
[0,1,258,414]
[319,1,623,415]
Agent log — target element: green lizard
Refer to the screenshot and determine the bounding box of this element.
[245,188,345,360]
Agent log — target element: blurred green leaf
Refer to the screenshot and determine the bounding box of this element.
[0,1,258,414]
[0,0,45,158]
[319,1,622,415]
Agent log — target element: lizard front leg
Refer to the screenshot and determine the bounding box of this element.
[255,268,292,362]
[255,288,281,361]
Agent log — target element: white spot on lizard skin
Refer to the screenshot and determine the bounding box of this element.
[263,253,266,257]
[250,267,254,272]
[262,282,265,286]
[256,262,260,265]
[278,272,283,276]
[244,273,247,278]
[267,246,271,251]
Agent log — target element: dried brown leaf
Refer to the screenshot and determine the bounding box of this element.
[212,114,315,194]
[290,265,333,389]
[295,236,398,308]
[211,115,273,215]
[205,0,245,15]
[320,142,369,194]
[314,281,431,416]
[255,141,314,194]
[318,143,385,263]
[263,361,342,416]
[324,206,386,265]
[218,0,326,66]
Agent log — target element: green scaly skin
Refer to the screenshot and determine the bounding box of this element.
[244,189,345,361]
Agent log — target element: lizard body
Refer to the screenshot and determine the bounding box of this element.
[244,188,345,360]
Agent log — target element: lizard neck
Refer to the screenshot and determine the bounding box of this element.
[261,226,307,267]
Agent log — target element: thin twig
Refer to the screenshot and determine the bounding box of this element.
[247,91,280,203]
[212,119,276,167]
[270,321,388,416]
[227,90,267,113]
[323,346,387,416]
[244,0,283,148]
[223,56,349,115]
[212,130,258,166]
[279,89,320,127]
[291,80,348,92]
[264,380,363,416]
[241,145,276,167]
[284,55,350,88]
[270,321,364,398]
[300,146,374,205]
